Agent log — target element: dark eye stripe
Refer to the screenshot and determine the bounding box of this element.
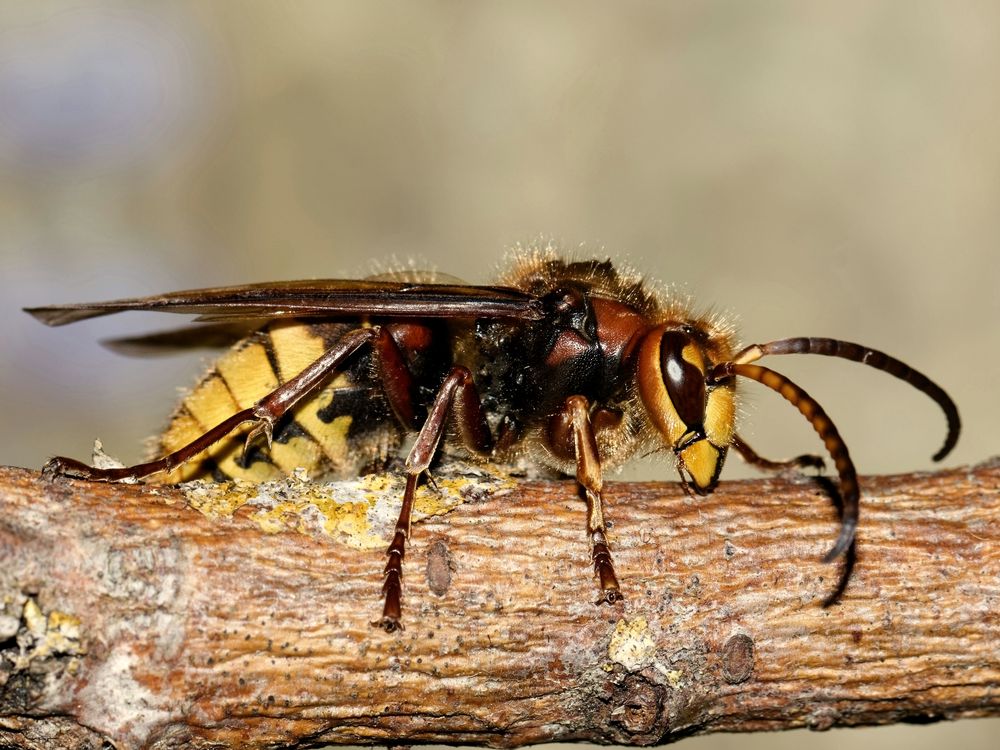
[660,331,706,430]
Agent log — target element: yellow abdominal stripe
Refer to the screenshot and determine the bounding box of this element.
[163,372,281,483]
[269,322,354,468]
[158,322,354,482]
[221,338,327,476]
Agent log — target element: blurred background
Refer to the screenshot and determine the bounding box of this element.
[1,1,996,748]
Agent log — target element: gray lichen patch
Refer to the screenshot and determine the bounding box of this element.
[76,642,172,748]
[181,460,516,549]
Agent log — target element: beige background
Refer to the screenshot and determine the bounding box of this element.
[1,2,997,748]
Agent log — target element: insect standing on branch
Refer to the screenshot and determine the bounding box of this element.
[25,250,960,631]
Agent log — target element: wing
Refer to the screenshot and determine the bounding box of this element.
[100,320,268,357]
[24,278,544,327]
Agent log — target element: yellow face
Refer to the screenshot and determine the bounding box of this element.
[636,325,735,492]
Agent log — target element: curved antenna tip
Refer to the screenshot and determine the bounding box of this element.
[931,428,960,462]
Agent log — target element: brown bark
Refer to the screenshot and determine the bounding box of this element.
[0,460,998,750]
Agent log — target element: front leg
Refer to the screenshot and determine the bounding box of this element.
[552,395,623,606]
[731,434,825,474]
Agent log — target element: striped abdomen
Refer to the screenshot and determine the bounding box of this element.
[154,320,401,483]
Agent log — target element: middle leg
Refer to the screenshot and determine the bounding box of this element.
[374,365,492,632]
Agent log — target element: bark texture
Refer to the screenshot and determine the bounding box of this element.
[0,460,998,749]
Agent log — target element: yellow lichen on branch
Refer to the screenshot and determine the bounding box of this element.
[180,462,515,549]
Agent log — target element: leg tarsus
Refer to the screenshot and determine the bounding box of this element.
[374,475,416,633]
[790,453,825,471]
[592,531,623,605]
[373,534,407,632]
[42,456,101,481]
[242,415,275,461]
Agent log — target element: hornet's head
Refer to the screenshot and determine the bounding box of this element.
[636,324,736,493]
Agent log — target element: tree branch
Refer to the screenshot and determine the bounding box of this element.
[0,460,998,749]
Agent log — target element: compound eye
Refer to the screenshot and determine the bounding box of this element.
[660,330,707,432]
